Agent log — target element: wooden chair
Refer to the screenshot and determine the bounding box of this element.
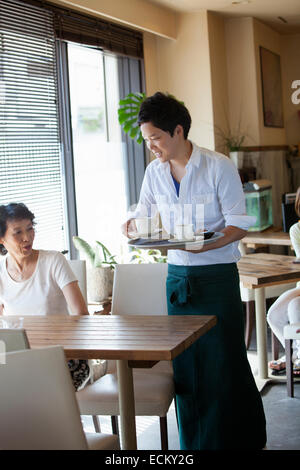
[0,346,119,450]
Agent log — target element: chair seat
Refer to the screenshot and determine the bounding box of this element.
[284,322,300,340]
[106,359,173,375]
[240,282,297,302]
[85,432,120,450]
[77,369,174,417]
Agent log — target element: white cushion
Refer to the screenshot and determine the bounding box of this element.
[240,282,297,302]
[85,433,120,450]
[284,322,300,340]
[77,369,174,417]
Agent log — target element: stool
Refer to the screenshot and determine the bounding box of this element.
[284,322,300,397]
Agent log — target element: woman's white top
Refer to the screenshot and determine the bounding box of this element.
[128,142,256,266]
[0,250,77,316]
[289,221,300,258]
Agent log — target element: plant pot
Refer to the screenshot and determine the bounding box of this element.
[229,151,243,169]
[87,266,114,302]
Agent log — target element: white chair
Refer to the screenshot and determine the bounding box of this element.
[284,322,300,397]
[240,282,297,353]
[68,259,108,415]
[0,345,120,450]
[76,263,175,450]
[68,259,88,303]
[0,328,30,352]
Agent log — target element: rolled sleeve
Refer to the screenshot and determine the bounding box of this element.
[225,214,256,230]
[217,158,256,231]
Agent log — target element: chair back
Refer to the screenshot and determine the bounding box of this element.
[0,328,30,352]
[111,263,168,316]
[67,259,87,302]
[0,346,89,450]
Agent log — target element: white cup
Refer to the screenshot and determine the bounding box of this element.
[135,217,156,236]
[175,224,194,240]
[1,317,24,329]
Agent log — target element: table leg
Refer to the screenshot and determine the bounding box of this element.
[117,359,137,450]
[254,287,268,379]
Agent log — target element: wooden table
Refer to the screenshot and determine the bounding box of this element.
[241,227,292,251]
[22,314,216,450]
[238,253,300,380]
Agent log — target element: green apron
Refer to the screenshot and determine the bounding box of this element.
[167,263,266,450]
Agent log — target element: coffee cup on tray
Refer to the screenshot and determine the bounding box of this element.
[174,224,194,240]
[135,217,157,237]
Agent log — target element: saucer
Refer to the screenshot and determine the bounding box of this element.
[168,235,206,243]
[169,237,197,243]
[128,228,162,239]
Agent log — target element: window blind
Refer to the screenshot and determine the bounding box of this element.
[0,0,66,251]
[19,0,144,59]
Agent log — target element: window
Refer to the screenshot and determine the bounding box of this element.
[0,0,145,257]
[67,44,129,258]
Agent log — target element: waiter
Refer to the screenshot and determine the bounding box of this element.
[122,92,266,450]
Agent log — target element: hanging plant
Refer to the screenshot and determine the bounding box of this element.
[118,92,146,144]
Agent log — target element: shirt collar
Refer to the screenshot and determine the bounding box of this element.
[186,142,201,168]
[158,141,201,171]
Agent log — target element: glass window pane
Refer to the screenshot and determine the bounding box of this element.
[68,43,129,260]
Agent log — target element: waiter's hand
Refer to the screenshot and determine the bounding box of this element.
[121,219,138,239]
[182,226,248,254]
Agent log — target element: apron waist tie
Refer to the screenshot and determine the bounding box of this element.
[170,277,192,306]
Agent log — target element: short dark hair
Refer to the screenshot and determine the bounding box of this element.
[0,203,35,255]
[138,92,191,139]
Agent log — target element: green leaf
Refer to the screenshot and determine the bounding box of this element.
[118,112,138,124]
[95,241,112,259]
[129,126,139,139]
[118,98,133,106]
[123,117,139,132]
[118,92,146,144]
[72,236,95,266]
[118,106,139,115]
[136,132,143,144]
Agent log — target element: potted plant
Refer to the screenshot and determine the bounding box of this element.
[73,236,117,302]
[129,248,167,264]
[214,112,248,169]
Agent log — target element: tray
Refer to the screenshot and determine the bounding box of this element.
[128,232,224,249]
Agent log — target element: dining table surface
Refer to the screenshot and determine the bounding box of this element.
[20,313,217,450]
[238,252,300,289]
[238,253,300,382]
[241,227,292,249]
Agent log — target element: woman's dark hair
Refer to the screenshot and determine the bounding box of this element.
[0,203,35,255]
[295,187,300,217]
[137,92,191,139]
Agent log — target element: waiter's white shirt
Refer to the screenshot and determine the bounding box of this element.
[128,142,255,266]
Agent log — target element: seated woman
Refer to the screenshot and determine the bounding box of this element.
[0,202,96,390]
[267,187,300,375]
